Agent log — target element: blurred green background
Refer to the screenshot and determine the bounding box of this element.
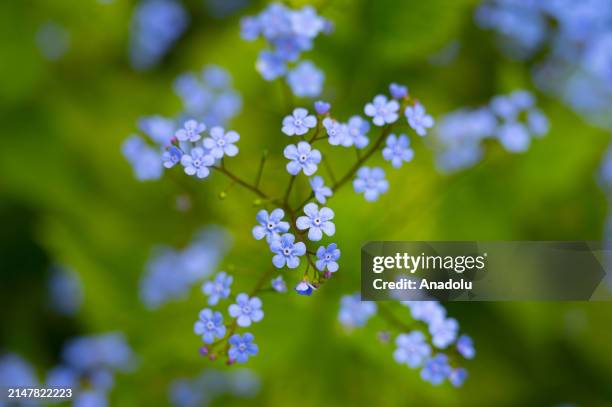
[1,0,612,406]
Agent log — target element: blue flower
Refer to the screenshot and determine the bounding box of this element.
[338,293,377,327]
[201,272,233,305]
[282,108,317,136]
[393,331,431,368]
[421,354,452,385]
[382,134,414,168]
[403,301,446,325]
[315,243,340,272]
[364,95,399,126]
[180,147,214,179]
[290,6,325,38]
[162,146,183,168]
[74,390,108,407]
[287,61,324,97]
[139,115,175,144]
[296,203,335,241]
[259,3,292,39]
[270,233,306,269]
[121,136,163,181]
[194,309,226,344]
[252,208,290,242]
[48,266,83,316]
[345,115,370,148]
[273,36,312,62]
[389,83,408,99]
[490,94,518,119]
[527,109,549,136]
[322,118,347,146]
[229,293,264,327]
[240,16,260,41]
[256,50,287,81]
[429,317,458,349]
[496,122,530,152]
[203,126,240,159]
[46,365,78,388]
[228,333,258,363]
[271,276,287,293]
[449,368,468,387]
[314,100,330,115]
[309,176,332,204]
[353,167,389,201]
[295,280,315,296]
[284,141,321,176]
[405,103,434,136]
[176,120,207,142]
[456,335,475,359]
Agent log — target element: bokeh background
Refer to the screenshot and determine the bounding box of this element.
[1,0,612,406]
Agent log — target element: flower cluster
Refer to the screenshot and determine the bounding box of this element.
[169,368,260,407]
[194,272,266,364]
[339,296,475,387]
[476,0,612,127]
[46,332,136,405]
[129,0,189,71]
[433,89,549,172]
[139,227,229,309]
[47,264,83,316]
[240,3,329,97]
[174,65,243,127]
[122,65,241,181]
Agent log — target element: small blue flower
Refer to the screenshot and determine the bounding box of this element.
[240,16,261,41]
[490,95,517,119]
[456,335,475,359]
[228,333,258,363]
[405,103,434,136]
[296,203,335,241]
[389,83,408,99]
[194,309,226,344]
[353,167,389,201]
[273,36,312,62]
[295,280,315,296]
[309,176,332,204]
[271,276,287,293]
[314,100,330,115]
[403,301,446,325]
[162,146,183,168]
[259,3,292,39]
[139,115,175,144]
[282,108,317,136]
[228,293,264,327]
[290,5,325,38]
[287,61,324,97]
[527,109,549,136]
[180,147,214,179]
[252,208,290,242]
[449,368,468,387]
[284,141,321,176]
[315,243,340,272]
[338,293,377,327]
[393,331,431,368]
[270,233,306,269]
[345,115,370,148]
[176,120,207,142]
[429,317,458,349]
[421,354,452,385]
[201,272,233,305]
[497,121,531,152]
[382,133,414,168]
[256,50,287,81]
[322,118,347,146]
[364,95,399,126]
[203,126,240,159]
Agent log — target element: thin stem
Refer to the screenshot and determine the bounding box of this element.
[254,151,267,189]
[377,303,413,332]
[332,124,392,192]
[213,166,273,201]
[283,175,296,205]
[322,156,337,184]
